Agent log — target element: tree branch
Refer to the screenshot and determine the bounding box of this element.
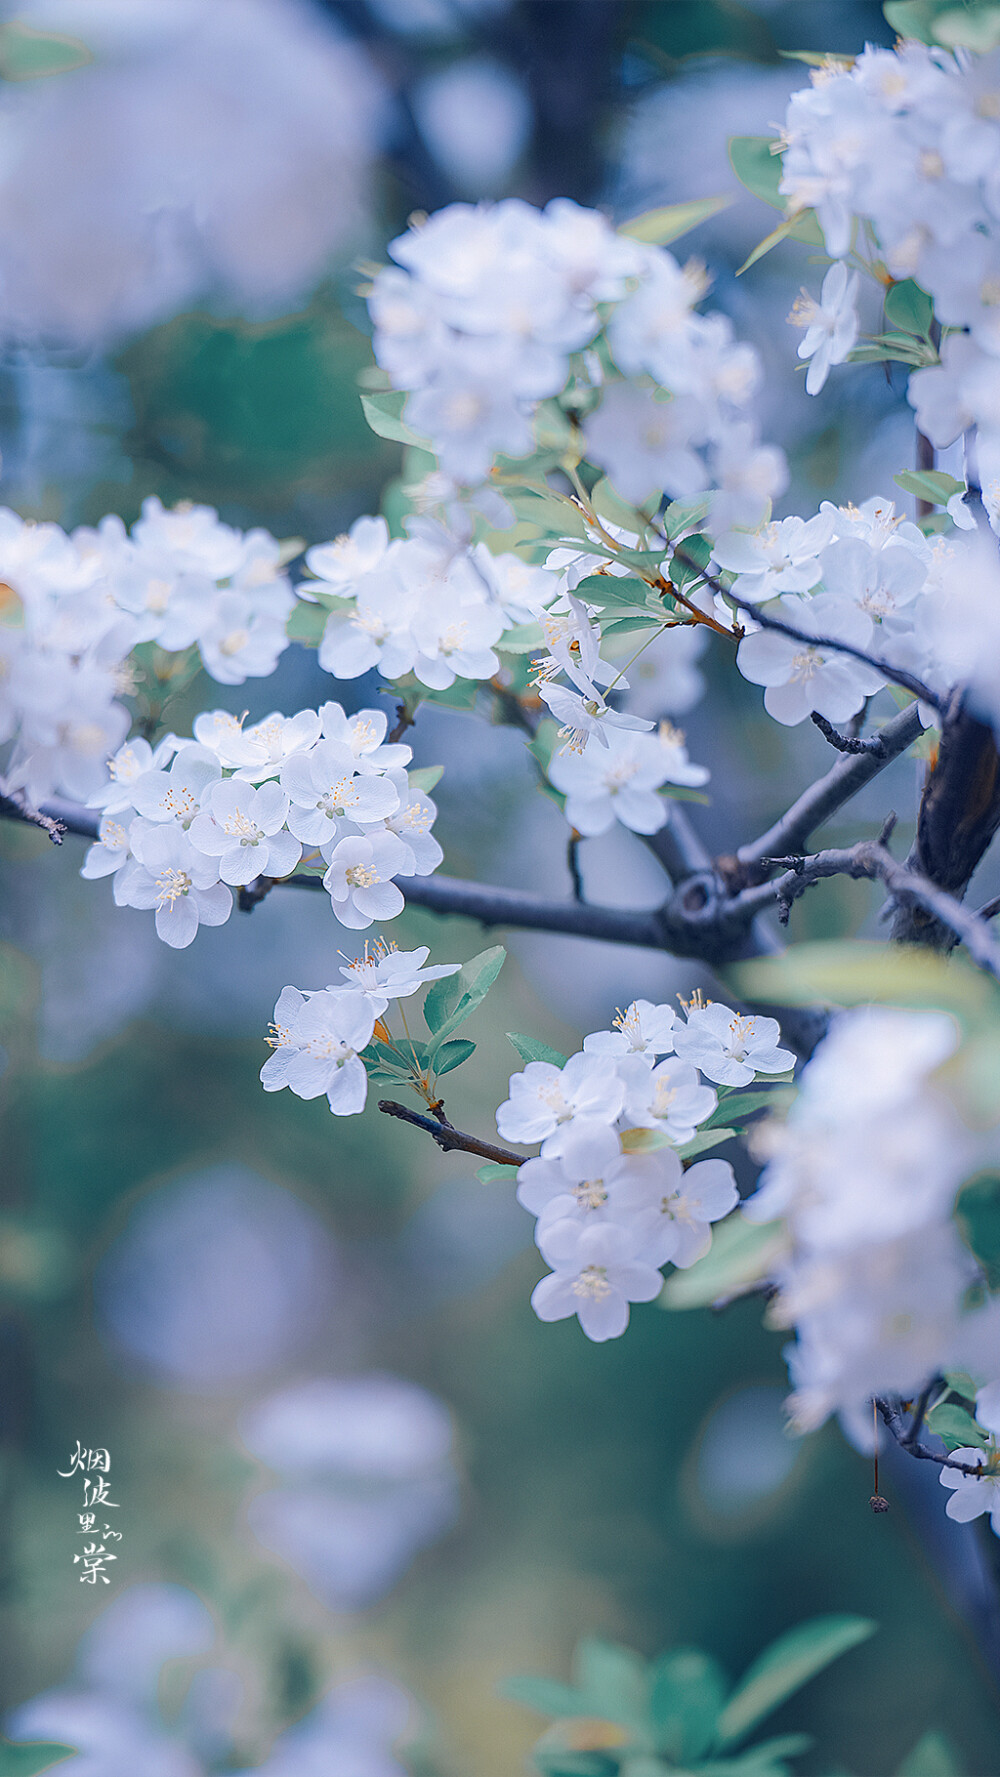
[876,1397,986,1477]
[742,832,1000,980]
[377,1099,523,1165]
[810,711,887,756]
[736,702,925,880]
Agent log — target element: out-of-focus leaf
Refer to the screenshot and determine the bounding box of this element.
[737,209,824,275]
[0,1746,77,1776]
[575,574,656,611]
[956,1174,1000,1288]
[424,946,506,1042]
[674,1128,737,1160]
[572,1638,648,1727]
[286,601,327,647]
[0,21,90,80]
[407,765,443,794]
[650,1647,726,1761]
[661,1214,786,1309]
[715,1616,876,1748]
[731,941,995,1023]
[476,1162,519,1183]
[500,1676,590,1717]
[933,4,1000,49]
[618,194,734,244]
[497,621,545,655]
[896,1729,967,1776]
[894,468,965,506]
[884,278,935,335]
[704,1089,791,1130]
[728,136,786,209]
[507,1032,569,1067]
[620,1127,669,1154]
[360,389,428,448]
[925,1402,988,1450]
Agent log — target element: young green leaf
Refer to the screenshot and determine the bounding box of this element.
[649,1647,727,1762]
[618,194,734,245]
[360,388,429,448]
[432,1037,476,1076]
[477,1162,520,1183]
[285,601,329,648]
[574,574,656,611]
[894,468,965,507]
[728,136,786,209]
[714,1615,876,1748]
[507,1032,569,1067]
[703,1090,789,1130]
[660,1215,788,1312]
[924,1402,989,1450]
[423,945,506,1042]
[895,1729,967,1777]
[0,1746,77,1777]
[499,1676,589,1718]
[572,1637,648,1727]
[405,764,444,794]
[883,278,935,336]
[730,941,996,1025]
[674,1128,737,1160]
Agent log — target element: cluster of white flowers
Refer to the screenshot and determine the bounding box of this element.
[780,39,1000,474]
[81,702,443,947]
[261,942,460,1117]
[0,498,295,808]
[368,197,786,526]
[497,995,794,1340]
[712,492,950,725]
[300,511,557,687]
[744,1006,1000,1433]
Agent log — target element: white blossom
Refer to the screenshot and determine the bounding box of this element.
[187,779,301,888]
[788,261,860,396]
[546,721,707,836]
[496,1054,625,1154]
[336,940,460,1015]
[673,1002,795,1087]
[261,986,375,1115]
[114,825,232,949]
[322,832,410,929]
[735,593,886,727]
[531,1220,664,1341]
[617,1055,718,1146]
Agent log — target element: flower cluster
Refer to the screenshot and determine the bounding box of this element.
[300,511,560,687]
[744,1006,999,1431]
[81,702,443,946]
[779,39,1000,477]
[715,492,940,725]
[497,996,793,1340]
[261,942,459,1116]
[368,197,786,525]
[0,498,295,809]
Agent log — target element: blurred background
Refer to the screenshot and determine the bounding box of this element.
[2,2,1000,1772]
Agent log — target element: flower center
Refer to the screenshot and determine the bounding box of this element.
[572,1178,608,1211]
[572,1264,611,1300]
[155,867,191,905]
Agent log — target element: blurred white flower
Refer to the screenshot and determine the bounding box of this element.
[0,0,387,346]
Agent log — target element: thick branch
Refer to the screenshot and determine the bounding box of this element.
[378,1099,522,1165]
[891,688,1000,951]
[743,834,1000,980]
[736,702,925,879]
[810,712,886,757]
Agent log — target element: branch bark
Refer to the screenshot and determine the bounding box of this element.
[377,1099,523,1165]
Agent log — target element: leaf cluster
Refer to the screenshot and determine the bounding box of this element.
[501,1617,876,1777]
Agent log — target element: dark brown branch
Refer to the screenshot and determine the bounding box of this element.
[0,791,68,843]
[743,833,1000,978]
[737,702,925,879]
[890,687,1000,951]
[378,1099,522,1165]
[567,832,585,902]
[876,1397,986,1477]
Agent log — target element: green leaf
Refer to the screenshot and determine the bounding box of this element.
[896,1729,967,1777]
[0,1746,77,1777]
[497,621,546,654]
[572,1638,648,1727]
[670,533,713,591]
[423,945,506,1043]
[286,600,329,647]
[715,1616,876,1748]
[507,1032,569,1067]
[674,1128,737,1160]
[737,208,824,274]
[924,1402,988,1451]
[955,1174,1000,1289]
[0,21,91,80]
[407,765,443,794]
[432,1037,476,1076]
[663,494,712,539]
[894,468,965,507]
[884,278,935,336]
[499,1676,589,1718]
[661,1215,788,1311]
[943,1370,978,1400]
[882,1,941,43]
[649,1647,726,1762]
[618,194,734,244]
[477,1162,520,1183]
[730,941,996,1025]
[847,331,937,367]
[575,573,657,611]
[600,614,664,638]
[703,1089,791,1130]
[360,388,429,448]
[590,477,660,533]
[934,5,1000,50]
[728,136,786,210]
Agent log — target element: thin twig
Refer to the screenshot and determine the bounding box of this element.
[377,1099,523,1166]
[567,831,585,902]
[876,1397,986,1477]
[388,702,415,746]
[0,791,67,844]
